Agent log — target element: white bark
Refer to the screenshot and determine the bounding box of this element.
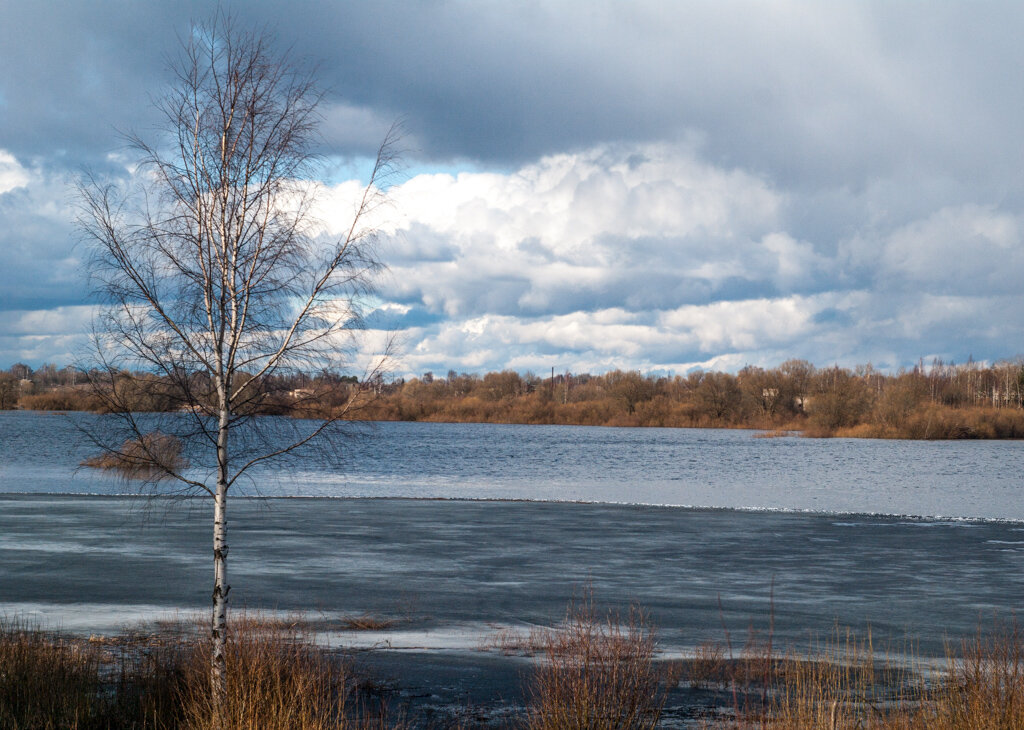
[211,407,230,709]
[78,16,396,718]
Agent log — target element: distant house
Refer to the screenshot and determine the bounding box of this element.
[288,388,315,400]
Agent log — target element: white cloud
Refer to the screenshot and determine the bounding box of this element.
[305,138,1024,376]
[0,151,30,195]
[0,306,96,336]
[316,142,786,322]
[383,293,843,376]
[760,232,824,287]
[0,306,97,365]
[880,205,1021,290]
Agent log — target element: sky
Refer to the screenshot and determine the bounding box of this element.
[2,1,1024,378]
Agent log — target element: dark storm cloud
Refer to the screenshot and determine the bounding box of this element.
[5,1,1024,182]
[0,3,185,165]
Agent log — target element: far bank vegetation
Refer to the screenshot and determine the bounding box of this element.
[6,358,1024,439]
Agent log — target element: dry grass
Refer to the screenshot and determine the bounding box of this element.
[523,600,670,730]
[81,431,188,479]
[479,626,553,656]
[0,614,403,730]
[8,609,1024,729]
[175,615,363,730]
[686,641,731,688]
[696,622,1024,730]
[0,618,108,729]
[925,624,1024,730]
[337,615,398,632]
[751,632,916,730]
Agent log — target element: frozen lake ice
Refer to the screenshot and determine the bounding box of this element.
[1,411,1021,655]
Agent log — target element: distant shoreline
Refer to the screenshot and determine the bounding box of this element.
[8,403,1024,440]
[8,358,1024,439]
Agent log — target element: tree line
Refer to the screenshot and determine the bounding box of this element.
[7,357,1024,439]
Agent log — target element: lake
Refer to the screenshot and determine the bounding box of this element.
[0,410,1021,655]
[3,411,1023,518]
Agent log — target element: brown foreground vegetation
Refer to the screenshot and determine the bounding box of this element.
[688,624,1024,729]
[6,606,1024,729]
[522,600,668,730]
[0,614,398,730]
[8,357,1024,438]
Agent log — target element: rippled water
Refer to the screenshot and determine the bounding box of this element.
[2,411,1023,651]
[2,411,1022,520]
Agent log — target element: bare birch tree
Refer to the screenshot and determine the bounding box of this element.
[77,16,395,709]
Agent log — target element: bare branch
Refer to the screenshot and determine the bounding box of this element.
[76,13,396,707]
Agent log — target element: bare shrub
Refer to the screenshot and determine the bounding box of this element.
[81,431,187,479]
[338,615,398,631]
[524,600,668,730]
[687,640,729,688]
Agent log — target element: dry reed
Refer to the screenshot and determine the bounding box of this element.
[0,614,402,730]
[172,614,403,730]
[523,600,669,730]
[0,618,106,729]
[702,622,1024,730]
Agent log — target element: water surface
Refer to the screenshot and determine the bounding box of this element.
[1,411,1020,654]
[1,411,1021,519]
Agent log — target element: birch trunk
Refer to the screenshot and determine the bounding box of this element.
[211,408,230,715]
[78,17,395,719]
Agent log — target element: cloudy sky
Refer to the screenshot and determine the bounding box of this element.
[2,1,1024,377]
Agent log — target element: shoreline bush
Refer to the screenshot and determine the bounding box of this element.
[81,431,188,479]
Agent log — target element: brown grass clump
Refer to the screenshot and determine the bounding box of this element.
[753,430,796,439]
[338,615,397,632]
[173,614,401,730]
[686,640,730,688]
[708,622,1024,730]
[479,626,552,656]
[0,614,403,730]
[756,632,915,730]
[928,624,1024,730]
[0,619,108,729]
[175,616,345,730]
[524,600,669,730]
[81,431,187,479]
